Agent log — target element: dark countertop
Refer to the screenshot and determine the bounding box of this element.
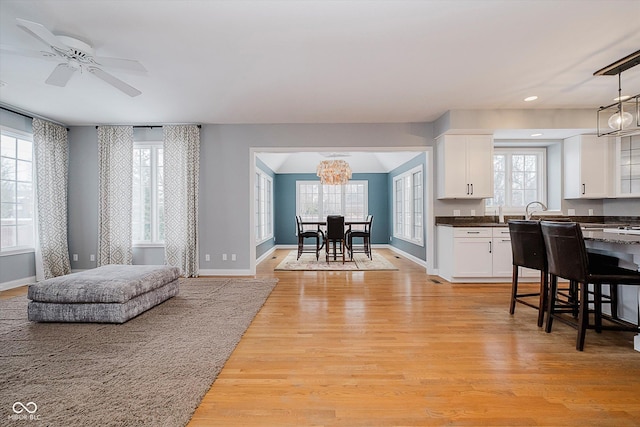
[436,215,640,228]
[583,230,640,245]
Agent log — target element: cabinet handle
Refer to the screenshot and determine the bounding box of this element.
[489,241,492,253]
[470,183,474,195]
[467,231,480,234]
[502,239,510,242]
[467,184,470,195]
[582,183,585,195]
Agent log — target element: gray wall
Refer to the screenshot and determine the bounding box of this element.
[3,105,639,284]
[198,123,432,271]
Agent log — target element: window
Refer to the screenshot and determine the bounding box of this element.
[1,128,34,252]
[296,181,367,221]
[486,148,546,212]
[393,165,423,245]
[255,169,273,243]
[132,142,164,244]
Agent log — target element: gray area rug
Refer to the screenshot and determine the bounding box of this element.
[0,277,278,426]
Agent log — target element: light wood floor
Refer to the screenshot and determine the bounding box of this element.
[188,249,640,426]
[3,250,639,426]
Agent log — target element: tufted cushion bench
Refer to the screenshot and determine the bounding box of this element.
[27,265,180,323]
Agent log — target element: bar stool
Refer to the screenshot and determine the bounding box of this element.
[540,221,640,351]
[508,220,548,327]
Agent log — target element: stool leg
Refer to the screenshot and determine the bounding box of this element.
[594,284,602,333]
[576,282,588,351]
[509,265,518,315]
[545,275,558,333]
[536,270,547,328]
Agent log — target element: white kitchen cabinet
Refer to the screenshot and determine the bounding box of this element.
[437,135,493,199]
[437,227,492,282]
[564,134,612,199]
[436,226,538,283]
[491,228,513,277]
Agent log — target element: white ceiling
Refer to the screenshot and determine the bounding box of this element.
[1,0,639,172]
[1,0,639,127]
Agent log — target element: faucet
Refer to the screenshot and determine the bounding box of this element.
[525,201,547,220]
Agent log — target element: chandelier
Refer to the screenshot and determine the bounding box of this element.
[316,160,352,185]
[595,50,640,137]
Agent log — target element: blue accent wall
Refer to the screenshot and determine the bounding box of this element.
[274,173,389,245]
[388,153,427,260]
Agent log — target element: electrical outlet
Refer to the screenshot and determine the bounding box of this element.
[453,210,461,216]
[73,254,78,261]
[205,254,210,261]
[222,254,227,261]
[470,209,476,216]
[588,209,594,216]
[231,254,237,261]
[567,209,576,216]
[90,254,95,262]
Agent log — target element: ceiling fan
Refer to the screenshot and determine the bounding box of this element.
[2,18,146,97]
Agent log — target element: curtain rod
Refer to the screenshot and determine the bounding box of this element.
[95,124,202,129]
[1,105,69,130]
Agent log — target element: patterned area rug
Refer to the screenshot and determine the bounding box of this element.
[275,250,398,271]
[0,277,278,426]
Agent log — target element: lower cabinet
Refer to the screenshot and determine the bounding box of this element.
[436,226,538,283]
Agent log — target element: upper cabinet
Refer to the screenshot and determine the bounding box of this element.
[436,134,494,199]
[563,134,613,199]
[615,135,640,197]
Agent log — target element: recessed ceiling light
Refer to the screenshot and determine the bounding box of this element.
[614,95,631,102]
[524,96,538,102]
[531,133,543,137]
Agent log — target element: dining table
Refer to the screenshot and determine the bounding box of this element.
[300,219,370,259]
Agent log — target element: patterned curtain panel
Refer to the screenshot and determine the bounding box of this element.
[97,126,133,266]
[163,125,200,277]
[33,118,71,280]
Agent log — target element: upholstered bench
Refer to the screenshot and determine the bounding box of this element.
[27,265,180,323]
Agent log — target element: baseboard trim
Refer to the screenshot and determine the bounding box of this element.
[198,269,255,276]
[0,276,35,291]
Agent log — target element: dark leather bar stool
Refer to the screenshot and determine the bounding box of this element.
[295,215,324,260]
[540,221,640,351]
[508,220,548,327]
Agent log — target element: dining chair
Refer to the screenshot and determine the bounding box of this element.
[325,215,346,263]
[507,220,548,327]
[346,215,373,260]
[540,221,640,351]
[295,215,324,260]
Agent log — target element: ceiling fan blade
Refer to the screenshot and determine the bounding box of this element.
[93,56,147,73]
[88,67,141,97]
[45,63,76,87]
[0,44,58,60]
[16,18,68,51]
